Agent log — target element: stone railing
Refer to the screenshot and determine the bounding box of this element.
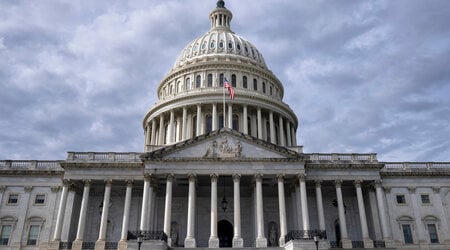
[308,153,377,162]
[383,162,450,170]
[67,152,142,162]
[287,146,303,153]
[0,160,63,170]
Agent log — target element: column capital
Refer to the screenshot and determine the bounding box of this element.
[314,180,322,187]
[167,174,175,181]
[276,174,285,181]
[354,180,363,187]
[144,173,152,180]
[62,179,72,186]
[297,174,306,181]
[374,179,382,188]
[210,173,219,181]
[104,179,113,185]
[432,186,440,193]
[407,186,416,193]
[188,173,197,181]
[335,179,343,187]
[232,173,241,181]
[0,185,5,193]
[125,179,134,185]
[255,173,263,181]
[51,186,61,192]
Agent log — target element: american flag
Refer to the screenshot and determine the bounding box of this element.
[223,77,235,100]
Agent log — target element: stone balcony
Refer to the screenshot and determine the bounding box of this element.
[66,152,142,162]
[307,153,378,163]
[0,160,63,170]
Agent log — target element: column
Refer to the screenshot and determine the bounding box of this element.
[409,187,426,244]
[232,174,243,247]
[169,110,175,143]
[212,104,218,131]
[354,180,373,248]
[145,124,151,147]
[292,127,297,146]
[164,175,174,246]
[375,180,392,244]
[52,180,69,241]
[118,180,133,250]
[269,111,275,144]
[298,175,310,233]
[140,175,151,231]
[228,103,233,129]
[158,114,165,144]
[278,116,285,146]
[196,105,202,136]
[315,180,326,231]
[72,180,91,250]
[209,174,219,248]
[182,107,187,140]
[150,119,157,145]
[335,180,351,248]
[255,174,267,247]
[277,175,287,246]
[251,115,257,137]
[257,108,262,139]
[286,122,292,146]
[243,106,248,134]
[185,174,197,248]
[95,179,112,250]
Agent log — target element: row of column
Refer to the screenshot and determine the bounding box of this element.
[145,104,297,147]
[50,177,391,249]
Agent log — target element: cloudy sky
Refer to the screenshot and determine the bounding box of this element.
[1,0,449,162]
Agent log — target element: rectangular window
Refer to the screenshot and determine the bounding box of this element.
[34,194,45,205]
[396,194,406,204]
[402,224,413,244]
[7,194,18,204]
[421,194,431,204]
[0,225,12,245]
[27,225,40,245]
[428,224,439,243]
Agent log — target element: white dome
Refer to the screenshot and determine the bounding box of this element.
[174,30,267,69]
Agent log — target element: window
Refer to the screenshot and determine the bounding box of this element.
[237,43,241,51]
[192,116,197,137]
[219,41,224,48]
[402,224,413,244]
[219,74,224,87]
[396,194,406,204]
[207,74,213,87]
[231,74,236,87]
[428,224,439,243]
[27,225,40,245]
[206,115,212,133]
[196,75,201,88]
[262,82,266,93]
[269,86,273,95]
[232,114,239,131]
[219,115,224,129]
[0,225,12,245]
[243,76,247,89]
[421,194,431,204]
[228,42,233,49]
[34,194,45,205]
[210,41,215,49]
[253,79,257,91]
[185,78,191,90]
[7,194,18,205]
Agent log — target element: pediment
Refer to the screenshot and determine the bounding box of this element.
[141,129,302,161]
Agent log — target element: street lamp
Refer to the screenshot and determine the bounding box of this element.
[313,235,319,250]
[137,232,143,250]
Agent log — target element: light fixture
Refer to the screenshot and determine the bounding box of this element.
[221,196,228,212]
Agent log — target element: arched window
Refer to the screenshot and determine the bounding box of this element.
[196,75,201,88]
[232,114,239,131]
[243,76,247,89]
[231,74,236,87]
[206,115,212,133]
[207,74,213,87]
[253,79,258,91]
[185,78,191,90]
[262,82,266,93]
[219,74,224,87]
[269,86,273,95]
[177,81,182,92]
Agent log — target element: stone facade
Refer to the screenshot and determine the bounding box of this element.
[1,1,450,250]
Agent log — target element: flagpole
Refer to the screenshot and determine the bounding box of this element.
[223,80,226,128]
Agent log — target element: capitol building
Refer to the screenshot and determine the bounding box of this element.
[1,1,449,250]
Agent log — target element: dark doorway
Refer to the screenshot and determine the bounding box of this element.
[218,220,233,247]
[335,220,341,247]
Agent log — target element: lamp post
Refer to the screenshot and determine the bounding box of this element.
[313,235,319,250]
[137,231,143,250]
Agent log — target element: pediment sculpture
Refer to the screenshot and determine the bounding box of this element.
[203,136,242,158]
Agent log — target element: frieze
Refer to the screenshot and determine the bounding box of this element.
[203,136,242,158]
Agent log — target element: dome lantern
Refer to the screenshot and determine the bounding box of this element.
[210,0,232,31]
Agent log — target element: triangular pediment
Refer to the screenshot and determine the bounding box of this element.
[141,129,302,161]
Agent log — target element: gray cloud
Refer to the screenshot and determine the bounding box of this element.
[0,0,449,162]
